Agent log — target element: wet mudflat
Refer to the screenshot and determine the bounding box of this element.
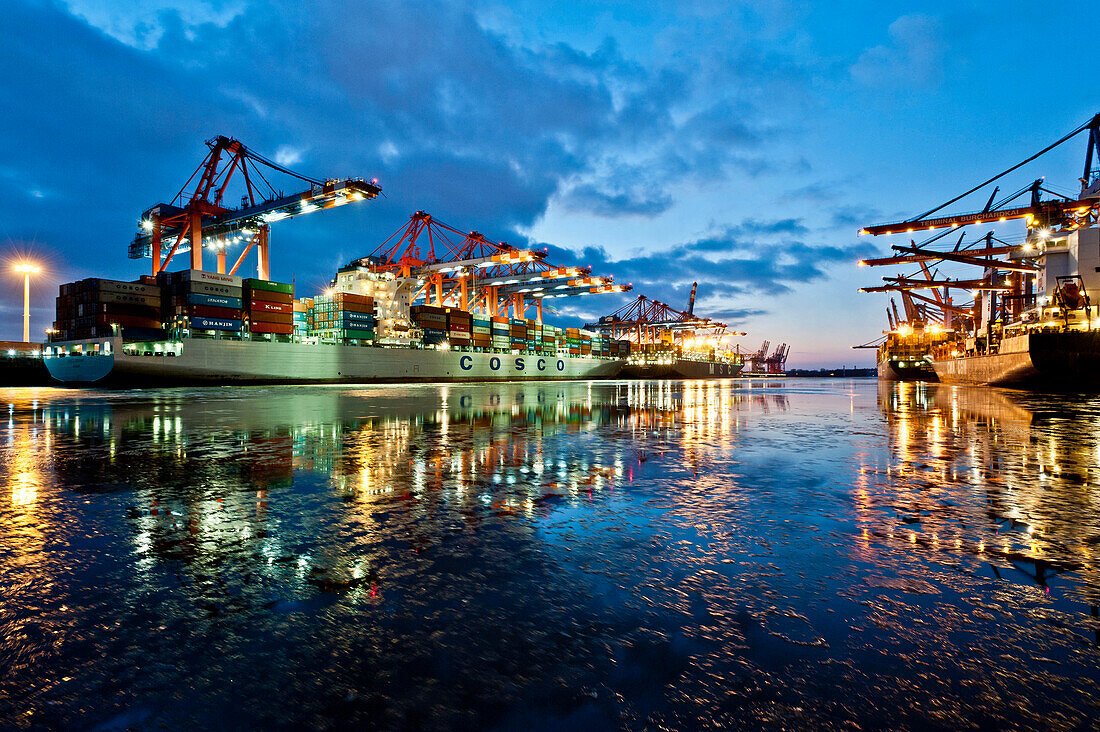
[2,378,1100,730]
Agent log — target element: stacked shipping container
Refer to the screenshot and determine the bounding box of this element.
[410,305,446,345]
[53,278,163,341]
[160,270,245,334]
[310,292,377,341]
[244,278,295,336]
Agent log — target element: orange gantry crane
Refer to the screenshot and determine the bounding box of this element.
[129,135,381,279]
[747,341,769,372]
[764,343,789,374]
[343,211,629,321]
[586,287,743,347]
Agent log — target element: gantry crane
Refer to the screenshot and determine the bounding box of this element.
[764,343,789,374]
[858,113,1100,337]
[129,135,381,279]
[859,114,1100,237]
[585,286,744,348]
[747,341,770,372]
[341,211,629,321]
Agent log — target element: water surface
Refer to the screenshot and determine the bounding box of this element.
[2,379,1100,729]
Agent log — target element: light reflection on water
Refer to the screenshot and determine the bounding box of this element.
[2,379,1099,729]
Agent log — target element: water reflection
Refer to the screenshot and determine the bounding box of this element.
[2,379,1099,729]
[874,382,1100,592]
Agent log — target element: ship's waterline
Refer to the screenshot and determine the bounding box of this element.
[43,336,626,385]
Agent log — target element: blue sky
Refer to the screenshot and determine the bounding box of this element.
[1,0,1097,366]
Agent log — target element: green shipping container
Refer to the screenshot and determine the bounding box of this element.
[244,278,295,295]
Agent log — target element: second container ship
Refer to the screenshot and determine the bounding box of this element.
[858,113,1100,389]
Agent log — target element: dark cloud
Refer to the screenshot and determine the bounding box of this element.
[0,0,846,340]
[527,218,868,327]
[560,183,673,217]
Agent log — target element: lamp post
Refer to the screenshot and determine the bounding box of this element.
[13,264,40,343]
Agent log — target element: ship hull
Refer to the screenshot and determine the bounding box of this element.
[932,331,1100,389]
[878,357,938,382]
[621,358,744,379]
[44,337,624,386]
[0,356,53,386]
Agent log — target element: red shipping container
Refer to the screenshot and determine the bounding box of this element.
[250,299,292,314]
[449,321,471,332]
[250,310,294,325]
[334,292,373,306]
[191,304,243,319]
[250,320,293,335]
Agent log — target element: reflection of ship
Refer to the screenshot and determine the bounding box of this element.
[872,381,1100,596]
[859,114,1100,389]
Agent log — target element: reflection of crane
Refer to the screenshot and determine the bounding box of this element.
[129,135,381,279]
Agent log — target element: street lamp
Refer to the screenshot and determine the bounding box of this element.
[13,264,41,343]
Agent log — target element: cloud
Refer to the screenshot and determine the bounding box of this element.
[530,217,867,325]
[850,14,945,88]
[274,145,304,167]
[62,0,247,50]
[0,0,851,339]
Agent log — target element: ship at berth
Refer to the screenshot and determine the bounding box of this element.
[587,287,753,380]
[857,113,1100,389]
[43,136,632,386]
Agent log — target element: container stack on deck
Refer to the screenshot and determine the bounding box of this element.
[53,278,164,341]
[309,292,376,342]
[446,308,471,348]
[292,300,309,336]
[161,270,245,336]
[410,305,447,346]
[471,314,491,349]
[491,317,509,349]
[244,278,295,337]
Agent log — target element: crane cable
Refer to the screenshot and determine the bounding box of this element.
[906,116,1096,223]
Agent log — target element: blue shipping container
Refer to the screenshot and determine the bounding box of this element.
[341,311,376,325]
[189,316,243,331]
[188,292,244,309]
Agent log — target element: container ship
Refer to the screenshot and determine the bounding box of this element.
[41,136,779,386]
[852,297,954,382]
[858,113,1100,389]
[587,285,752,379]
[41,136,640,386]
[43,267,631,385]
